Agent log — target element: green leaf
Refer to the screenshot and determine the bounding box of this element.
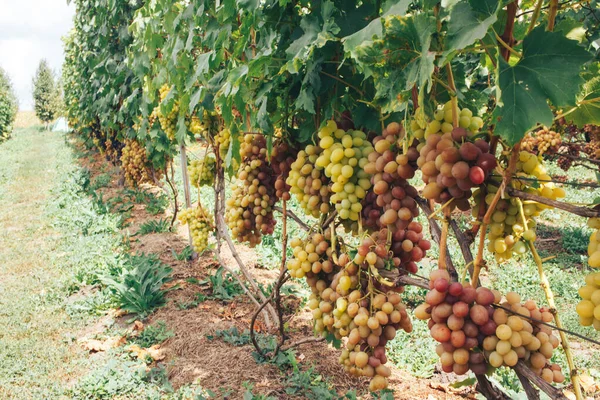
[382,0,411,16]
[564,76,600,127]
[493,26,592,145]
[342,19,382,57]
[445,0,501,54]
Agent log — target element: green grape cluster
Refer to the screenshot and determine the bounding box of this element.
[156,84,178,140]
[287,144,332,218]
[216,128,231,160]
[188,116,204,137]
[189,155,216,187]
[316,120,374,222]
[474,151,565,262]
[178,204,214,253]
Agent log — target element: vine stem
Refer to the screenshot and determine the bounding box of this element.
[527,0,544,33]
[164,161,179,229]
[273,199,289,355]
[516,198,582,400]
[548,0,559,31]
[416,197,458,280]
[494,30,522,58]
[473,144,521,287]
[445,64,459,129]
[438,210,449,270]
[502,185,600,218]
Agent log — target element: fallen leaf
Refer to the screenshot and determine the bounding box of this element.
[80,336,126,352]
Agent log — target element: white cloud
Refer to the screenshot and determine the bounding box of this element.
[0,0,75,110]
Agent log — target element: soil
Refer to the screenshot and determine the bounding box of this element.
[77,145,473,400]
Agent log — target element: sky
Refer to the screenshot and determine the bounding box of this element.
[0,1,76,111]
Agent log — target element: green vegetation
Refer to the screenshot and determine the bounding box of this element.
[0,67,18,141]
[131,321,174,348]
[32,59,60,127]
[102,254,174,319]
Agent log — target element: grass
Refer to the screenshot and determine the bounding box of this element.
[13,111,41,129]
[0,127,116,398]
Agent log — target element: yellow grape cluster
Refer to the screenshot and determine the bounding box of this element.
[483,292,564,383]
[474,151,565,262]
[411,102,483,141]
[288,231,335,279]
[521,127,561,156]
[189,155,216,187]
[289,231,412,391]
[287,144,331,218]
[178,204,213,253]
[121,139,152,187]
[576,218,600,330]
[316,120,374,222]
[156,84,178,140]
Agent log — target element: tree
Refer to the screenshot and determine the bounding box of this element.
[0,67,18,141]
[32,60,58,128]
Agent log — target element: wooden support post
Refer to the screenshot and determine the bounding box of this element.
[179,143,195,250]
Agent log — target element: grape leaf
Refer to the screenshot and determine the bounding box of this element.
[493,26,592,145]
[445,0,501,54]
[564,76,600,127]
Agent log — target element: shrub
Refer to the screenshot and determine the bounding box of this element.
[0,67,18,140]
[102,253,174,318]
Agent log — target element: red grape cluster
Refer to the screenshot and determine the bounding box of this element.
[271,141,296,200]
[225,134,277,246]
[359,122,430,275]
[412,105,496,209]
[415,270,499,375]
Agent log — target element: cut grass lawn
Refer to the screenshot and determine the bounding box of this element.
[0,126,90,398]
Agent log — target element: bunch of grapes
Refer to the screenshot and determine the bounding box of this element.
[271,142,296,200]
[289,230,413,391]
[521,127,561,156]
[216,128,231,160]
[577,272,600,331]
[225,134,277,247]
[583,124,600,160]
[287,144,332,218]
[156,84,179,140]
[189,155,216,187]
[188,116,204,137]
[576,218,600,330]
[483,292,564,383]
[288,230,336,279]
[178,204,214,253]
[474,151,565,262]
[121,139,152,187]
[413,102,496,209]
[415,270,498,375]
[315,120,374,223]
